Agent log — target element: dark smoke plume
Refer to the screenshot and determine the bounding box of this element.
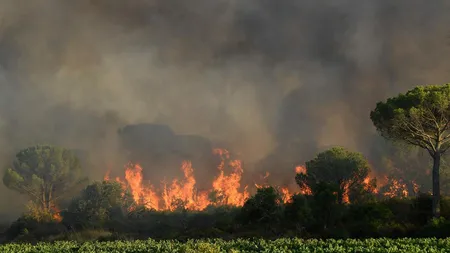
[0,0,450,220]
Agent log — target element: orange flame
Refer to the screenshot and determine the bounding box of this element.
[295,165,307,174]
[383,178,409,198]
[295,165,312,195]
[412,181,419,194]
[342,182,350,204]
[104,151,420,210]
[162,161,210,211]
[104,170,110,181]
[257,165,312,204]
[51,205,62,222]
[280,187,293,203]
[211,150,249,206]
[105,148,250,211]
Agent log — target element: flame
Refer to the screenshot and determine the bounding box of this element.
[342,182,350,204]
[105,148,249,211]
[295,165,307,174]
[364,172,419,199]
[280,187,293,203]
[294,166,312,195]
[256,165,312,204]
[104,150,422,211]
[383,178,409,198]
[363,174,379,194]
[50,205,62,222]
[363,176,370,186]
[211,150,249,206]
[123,163,159,210]
[162,161,210,211]
[412,181,419,194]
[104,170,110,181]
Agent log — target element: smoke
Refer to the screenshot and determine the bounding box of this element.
[0,0,450,219]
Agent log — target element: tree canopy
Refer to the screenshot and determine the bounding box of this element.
[370,84,450,155]
[239,187,284,227]
[63,181,133,229]
[3,145,86,213]
[296,147,375,204]
[370,83,450,217]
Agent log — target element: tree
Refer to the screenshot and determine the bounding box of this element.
[296,147,375,204]
[63,181,133,229]
[283,194,313,233]
[370,84,450,217]
[238,186,284,234]
[3,145,86,213]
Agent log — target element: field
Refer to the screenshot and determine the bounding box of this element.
[1,238,449,253]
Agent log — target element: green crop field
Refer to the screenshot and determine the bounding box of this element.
[1,238,449,253]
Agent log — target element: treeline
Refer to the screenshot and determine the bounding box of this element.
[1,146,450,243]
[4,182,450,243]
[1,83,450,243]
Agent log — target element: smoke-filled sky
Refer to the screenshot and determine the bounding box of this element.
[1,0,450,219]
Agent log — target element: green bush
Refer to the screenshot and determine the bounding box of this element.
[440,196,450,219]
[344,202,393,238]
[410,194,433,226]
[5,216,66,242]
[2,238,450,252]
[63,181,133,230]
[283,194,314,233]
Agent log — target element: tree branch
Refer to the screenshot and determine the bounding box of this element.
[397,116,436,152]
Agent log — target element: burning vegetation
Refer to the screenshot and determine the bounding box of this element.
[102,148,421,212]
[104,148,249,211]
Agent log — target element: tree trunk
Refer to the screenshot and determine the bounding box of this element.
[432,153,441,218]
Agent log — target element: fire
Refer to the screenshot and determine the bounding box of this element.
[51,205,62,222]
[104,170,110,181]
[295,166,312,196]
[342,182,350,204]
[212,158,249,206]
[295,165,307,174]
[362,172,420,199]
[124,163,159,210]
[280,187,293,203]
[256,165,312,204]
[383,178,409,198]
[105,148,249,211]
[412,181,419,194]
[363,174,379,194]
[363,176,370,186]
[104,149,422,211]
[162,161,210,211]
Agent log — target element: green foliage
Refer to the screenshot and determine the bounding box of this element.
[239,187,284,227]
[440,196,450,218]
[63,181,133,229]
[22,201,55,223]
[297,147,375,204]
[47,229,114,242]
[309,182,345,233]
[283,194,313,233]
[370,84,450,153]
[381,198,413,223]
[5,216,66,242]
[2,238,450,252]
[2,145,87,212]
[410,194,433,226]
[371,84,450,217]
[343,202,394,238]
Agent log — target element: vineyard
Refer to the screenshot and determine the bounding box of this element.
[1,238,449,253]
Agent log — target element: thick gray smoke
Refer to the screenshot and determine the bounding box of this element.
[0,0,449,219]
